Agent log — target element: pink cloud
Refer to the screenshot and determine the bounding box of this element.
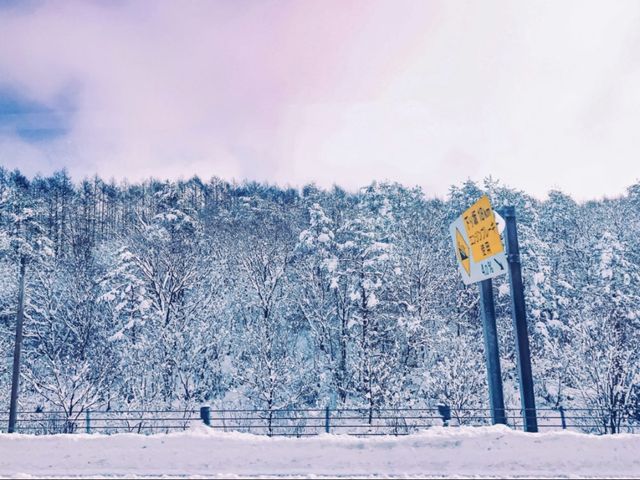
[0,0,639,200]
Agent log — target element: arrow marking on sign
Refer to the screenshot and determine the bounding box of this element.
[494,258,505,271]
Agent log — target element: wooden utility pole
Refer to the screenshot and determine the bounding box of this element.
[8,256,26,434]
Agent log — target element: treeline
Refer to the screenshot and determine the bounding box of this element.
[0,168,639,432]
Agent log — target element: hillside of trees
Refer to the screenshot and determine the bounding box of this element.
[1,168,639,430]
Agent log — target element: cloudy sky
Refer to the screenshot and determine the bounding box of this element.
[1,0,639,200]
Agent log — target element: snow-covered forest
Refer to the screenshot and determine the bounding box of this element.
[1,168,639,429]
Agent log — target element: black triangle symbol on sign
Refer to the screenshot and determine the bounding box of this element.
[458,247,468,261]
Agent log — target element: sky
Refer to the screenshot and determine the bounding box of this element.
[1,0,640,200]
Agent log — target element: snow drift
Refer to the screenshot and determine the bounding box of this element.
[1,425,639,478]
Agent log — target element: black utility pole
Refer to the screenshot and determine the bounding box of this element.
[8,256,26,434]
[501,206,538,433]
[478,278,506,425]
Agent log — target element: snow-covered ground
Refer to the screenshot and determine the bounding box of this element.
[1,425,639,478]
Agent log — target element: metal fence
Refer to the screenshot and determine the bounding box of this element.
[1,407,638,436]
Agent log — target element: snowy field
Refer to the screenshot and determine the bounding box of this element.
[1,425,639,478]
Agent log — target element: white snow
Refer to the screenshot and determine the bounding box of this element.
[1,425,639,478]
[119,251,134,261]
[323,257,338,273]
[99,292,115,302]
[600,268,613,280]
[317,233,331,243]
[533,272,545,285]
[108,331,125,341]
[367,292,379,308]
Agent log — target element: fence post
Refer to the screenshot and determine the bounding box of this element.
[559,406,566,430]
[325,405,330,433]
[86,409,91,434]
[437,404,451,427]
[200,406,211,427]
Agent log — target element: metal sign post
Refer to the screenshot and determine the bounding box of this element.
[479,278,506,425]
[500,206,538,433]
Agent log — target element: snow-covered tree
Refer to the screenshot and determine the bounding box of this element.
[0,167,638,434]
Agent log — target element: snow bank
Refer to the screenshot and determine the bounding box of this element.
[1,425,639,478]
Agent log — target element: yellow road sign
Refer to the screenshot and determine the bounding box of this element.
[449,195,507,285]
[462,195,504,262]
[455,228,471,276]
